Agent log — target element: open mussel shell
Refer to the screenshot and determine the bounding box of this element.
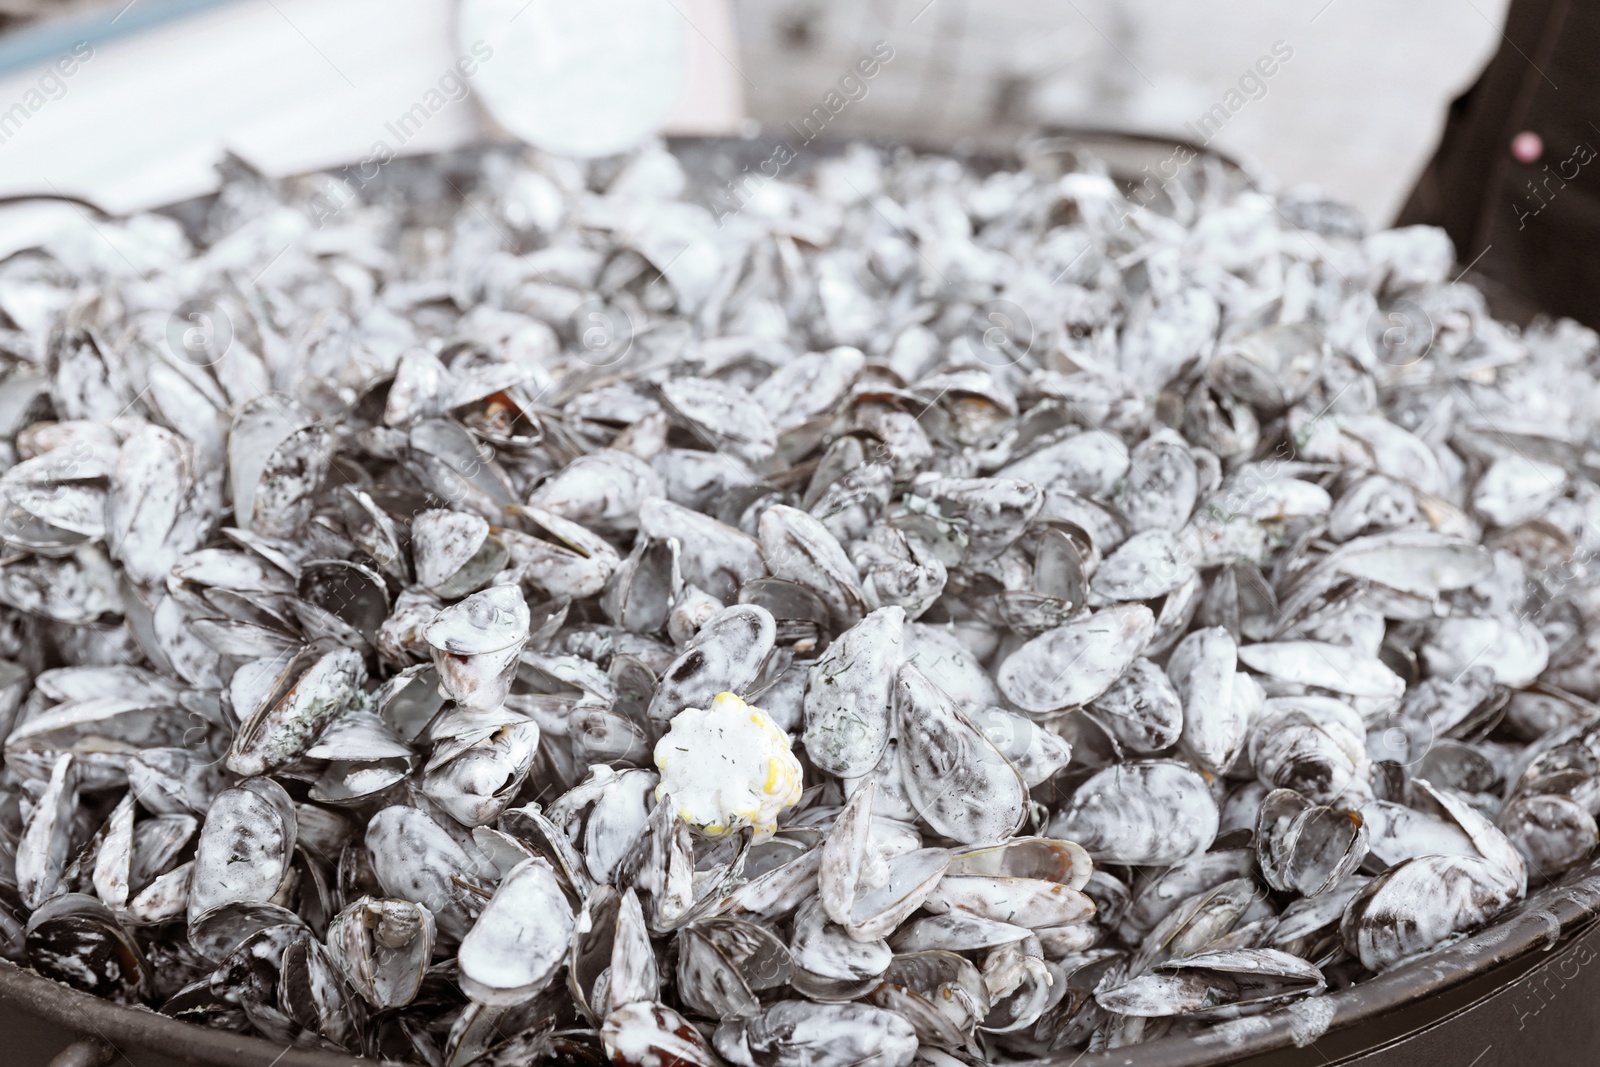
[1209,322,1328,412]
[1128,876,1274,977]
[25,894,148,1002]
[312,764,412,806]
[501,504,622,602]
[568,884,621,1023]
[297,558,390,643]
[891,910,1033,954]
[16,751,78,910]
[305,707,410,766]
[974,527,1085,637]
[1081,868,1131,931]
[405,417,517,519]
[1249,698,1370,806]
[978,942,1055,1034]
[647,604,775,721]
[440,986,574,1067]
[186,900,307,963]
[1050,761,1219,867]
[602,535,683,634]
[1035,921,1101,961]
[716,999,918,1067]
[1358,798,1478,871]
[867,950,988,1049]
[6,696,198,792]
[326,896,436,1009]
[334,486,407,582]
[3,442,110,552]
[89,795,138,911]
[659,376,777,467]
[968,706,1074,787]
[739,577,830,642]
[1409,778,1527,893]
[604,1000,721,1067]
[528,449,665,534]
[853,524,946,621]
[188,778,297,922]
[130,869,193,934]
[580,767,657,885]
[997,604,1155,714]
[895,662,1027,846]
[639,497,765,604]
[1496,792,1599,879]
[947,837,1092,888]
[802,606,904,778]
[370,664,445,740]
[419,706,541,827]
[1270,875,1370,961]
[458,857,574,1006]
[227,397,328,538]
[1396,665,1507,741]
[1086,657,1183,754]
[924,477,1043,565]
[839,848,953,943]
[1121,849,1254,937]
[226,641,366,777]
[126,813,199,902]
[278,935,361,1048]
[1097,947,1325,1019]
[1506,728,1600,814]
[208,921,316,1040]
[1411,739,1501,796]
[677,916,794,1019]
[1028,948,1125,1050]
[717,841,821,921]
[425,585,531,712]
[818,780,875,927]
[1339,853,1522,971]
[365,803,490,941]
[1255,788,1368,896]
[758,503,866,628]
[924,873,1094,930]
[608,888,661,1010]
[1502,686,1600,743]
[790,896,892,994]
[503,802,598,903]
[411,509,505,598]
[614,800,696,933]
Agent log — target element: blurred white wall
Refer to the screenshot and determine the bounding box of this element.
[731,0,1511,227]
[0,0,743,213]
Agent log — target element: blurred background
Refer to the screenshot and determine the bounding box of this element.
[0,0,1509,224]
[732,0,1509,226]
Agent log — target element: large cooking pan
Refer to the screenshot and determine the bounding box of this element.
[0,132,1592,1066]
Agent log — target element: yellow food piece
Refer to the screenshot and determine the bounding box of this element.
[654,691,804,838]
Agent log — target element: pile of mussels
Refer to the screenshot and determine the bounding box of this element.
[0,139,1599,1066]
